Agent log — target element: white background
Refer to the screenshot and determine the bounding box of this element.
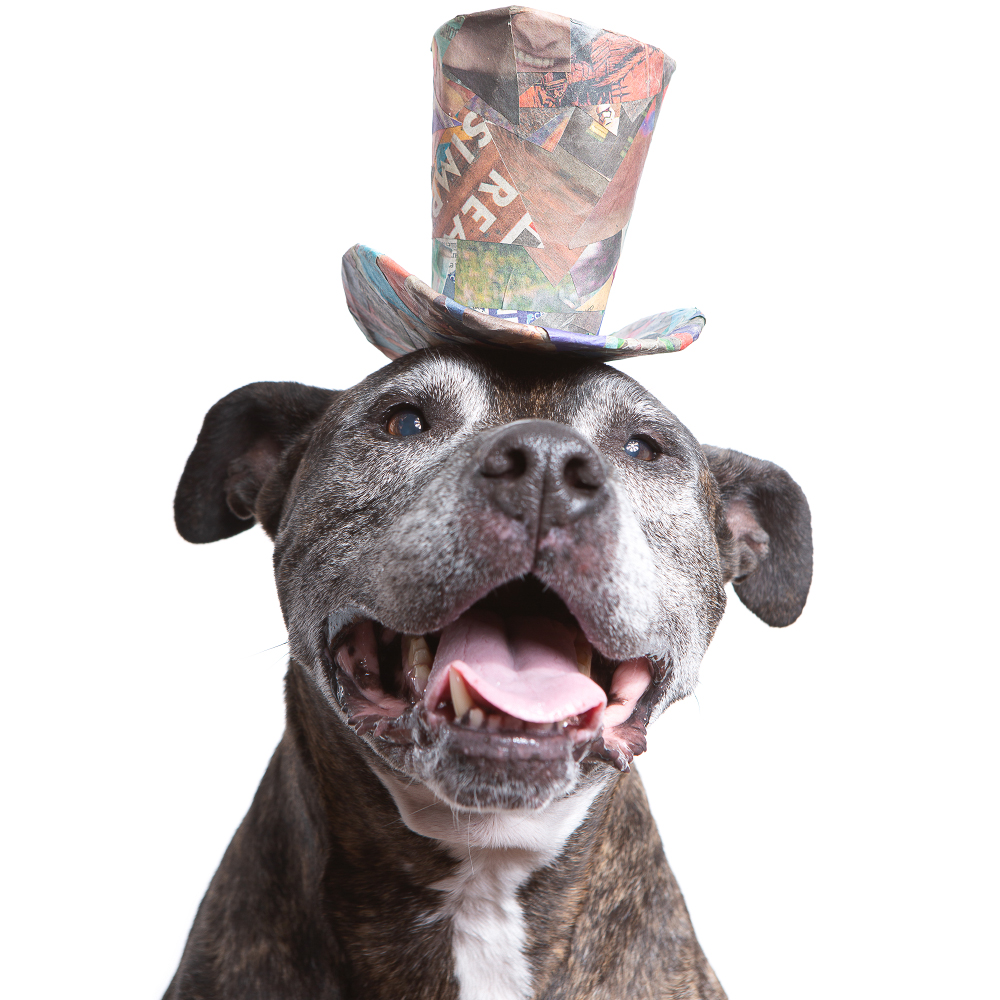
[2,1,997,996]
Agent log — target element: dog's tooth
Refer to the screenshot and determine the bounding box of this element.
[403,635,432,695]
[449,668,474,718]
[468,707,485,729]
[401,636,433,695]
[575,634,592,678]
[412,663,430,694]
[486,713,502,732]
[526,721,553,734]
[404,635,431,667]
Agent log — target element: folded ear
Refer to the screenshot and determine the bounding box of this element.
[175,381,339,544]
[702,445,813,627]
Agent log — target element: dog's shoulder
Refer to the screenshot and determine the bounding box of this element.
[163,731,347,999]
[522,771,728,999]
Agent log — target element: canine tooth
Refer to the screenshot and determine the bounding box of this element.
[468,707,485,729]
[449,668,474,718]
[412,647,432,667]
[575,634,592,678]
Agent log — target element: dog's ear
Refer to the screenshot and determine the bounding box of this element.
[175,381,339,543]
[702,445,813,627]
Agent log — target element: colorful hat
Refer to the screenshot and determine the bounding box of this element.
[342,7,704,361]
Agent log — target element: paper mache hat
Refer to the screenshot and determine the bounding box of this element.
[341,7,704,361]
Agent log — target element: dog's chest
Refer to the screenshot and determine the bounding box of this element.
[378,773,606,1000]
[428,847,538,1000]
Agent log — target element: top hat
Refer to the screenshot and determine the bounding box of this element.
[342,7,704,361]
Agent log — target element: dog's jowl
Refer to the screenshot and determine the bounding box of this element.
[166,349,811,999]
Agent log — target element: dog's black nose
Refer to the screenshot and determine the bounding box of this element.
[476,420,608,530]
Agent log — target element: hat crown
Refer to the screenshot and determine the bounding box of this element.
[341,8,704,362]
[431,7,673,338]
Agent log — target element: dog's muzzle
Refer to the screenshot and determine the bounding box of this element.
[314,419,673,806]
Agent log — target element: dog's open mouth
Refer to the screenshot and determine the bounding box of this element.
[324,578,666,770]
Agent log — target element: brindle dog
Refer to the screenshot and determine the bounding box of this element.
[166,347,811,1000]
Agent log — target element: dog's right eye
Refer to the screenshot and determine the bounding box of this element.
[386,408,427,437]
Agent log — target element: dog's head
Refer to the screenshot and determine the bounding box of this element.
[175,348,811,812]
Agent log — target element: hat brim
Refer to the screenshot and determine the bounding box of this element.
[342,244,703,362]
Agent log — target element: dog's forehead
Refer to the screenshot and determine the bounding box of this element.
[339,348,676,427]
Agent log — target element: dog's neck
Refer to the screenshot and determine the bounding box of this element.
[376,768,610,1000]
[285,660,620,1000]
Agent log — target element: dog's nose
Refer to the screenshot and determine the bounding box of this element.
[476,420,608,529]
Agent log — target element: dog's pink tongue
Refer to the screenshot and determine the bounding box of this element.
[435,610,607,723]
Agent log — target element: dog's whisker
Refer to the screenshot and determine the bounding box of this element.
[409,803,439,815]
[252,641,289,655]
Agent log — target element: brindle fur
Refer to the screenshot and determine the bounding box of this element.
[166,347,811,999]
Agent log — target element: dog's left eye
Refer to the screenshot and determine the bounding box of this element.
[386,408,426,437]
[624,435,658,462]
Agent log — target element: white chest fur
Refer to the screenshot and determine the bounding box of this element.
[377,773,606,1000]
[431,846,538,1000]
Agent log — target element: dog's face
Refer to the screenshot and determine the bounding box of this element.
[176,348,811,812]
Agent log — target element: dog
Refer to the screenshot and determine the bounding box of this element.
[165,346,812,999]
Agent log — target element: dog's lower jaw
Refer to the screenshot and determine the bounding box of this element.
[413,738,583,812]
[330,656,656,811]
[317,593,675,810]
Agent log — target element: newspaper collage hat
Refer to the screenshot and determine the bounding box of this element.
[342,7,704,361]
